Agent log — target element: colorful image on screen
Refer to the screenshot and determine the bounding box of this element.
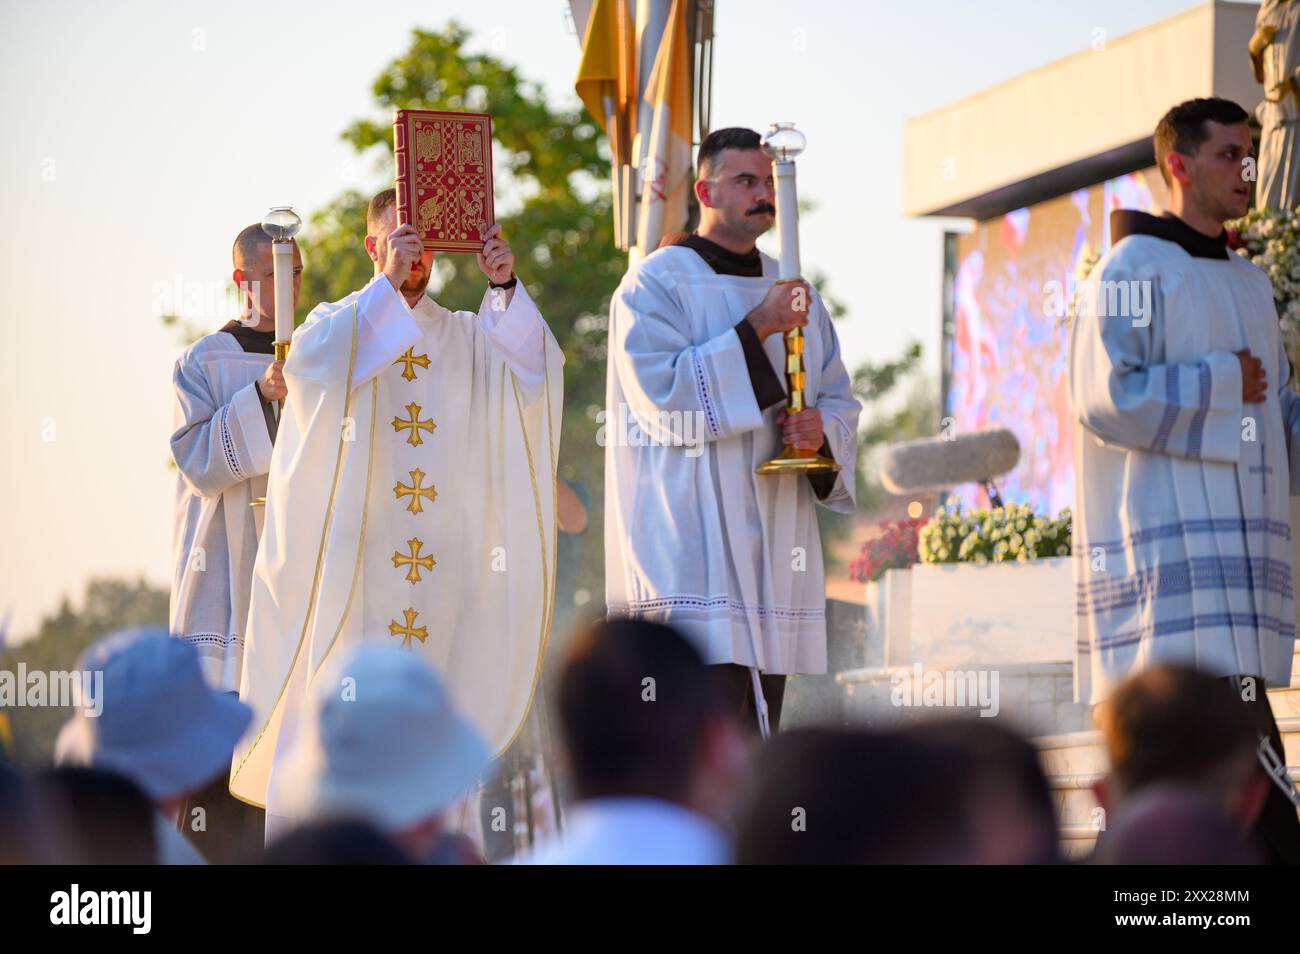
[946,168,1167,516]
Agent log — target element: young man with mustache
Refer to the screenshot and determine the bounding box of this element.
[604,127,861,734]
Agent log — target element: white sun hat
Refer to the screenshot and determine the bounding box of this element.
[275,644,491,833]
[53,627,252,802]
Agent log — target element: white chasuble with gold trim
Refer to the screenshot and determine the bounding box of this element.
[230,275,563,812]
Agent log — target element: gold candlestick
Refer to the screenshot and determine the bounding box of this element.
[755,123,839,477]
[262,206,302,419]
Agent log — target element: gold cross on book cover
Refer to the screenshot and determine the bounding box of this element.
[393,109,495,253]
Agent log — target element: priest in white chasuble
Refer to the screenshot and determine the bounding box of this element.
[1069,98,1300,862]
[231,189,563,824]
[605,128,861,733]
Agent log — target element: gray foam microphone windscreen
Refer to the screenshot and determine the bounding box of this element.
[879,428,1021,494]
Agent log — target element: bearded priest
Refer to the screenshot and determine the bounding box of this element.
[231,189,563,838]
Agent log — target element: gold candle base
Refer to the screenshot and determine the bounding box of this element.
[756,445,841,475]
[272,341,289,420]
[756,305,839,477]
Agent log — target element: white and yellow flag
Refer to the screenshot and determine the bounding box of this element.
[574,0,637,249]
[635,0,692,255]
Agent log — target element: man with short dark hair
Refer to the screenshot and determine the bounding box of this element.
[604,127,861,734]
[1092,665,1273,862]
[1069,97,1300,862]
[736,723,1059,865]
[521,618,746,864]
[1094,666,1267,824]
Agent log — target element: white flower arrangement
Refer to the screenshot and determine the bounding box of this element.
[1228,208,1300,355]
[918,496,1072,566]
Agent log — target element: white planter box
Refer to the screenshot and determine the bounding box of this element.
[906,557,1074,668]
[862,568,912,667]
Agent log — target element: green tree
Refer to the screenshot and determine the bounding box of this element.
[851,340,938,514]
[1,577,169,766]
[298,22,624,610]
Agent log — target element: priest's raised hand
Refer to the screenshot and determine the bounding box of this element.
[477,223,516,287]
[380,222,424,296]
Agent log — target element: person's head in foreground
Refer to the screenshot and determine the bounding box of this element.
[0,761,39,864]
[527,618,748,864]
[54,627,252,863]
[735,721,1057,865]
[694,126,776,250]
[55,628,253,809]
[1093,665,1268,854]
[900,719,1060,865]
[1091,786,1262,865]
[1154,97,1253,230]
[260,819,413,866]
[272,643,490,864]
[31,766,159,865]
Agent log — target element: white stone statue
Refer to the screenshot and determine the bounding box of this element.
[1251,0,1300,209]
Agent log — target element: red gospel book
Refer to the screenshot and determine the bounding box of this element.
[393,109,495,253]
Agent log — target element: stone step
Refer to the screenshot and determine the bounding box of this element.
[835,661,1091,736]
[1273,650,1300,717]
[1272,685,1300,719]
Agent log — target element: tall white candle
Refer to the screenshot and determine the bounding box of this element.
[261,206,302,350]
[272,240,295,345]
[773,159,801,280]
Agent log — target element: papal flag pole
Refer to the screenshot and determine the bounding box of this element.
[756,123,840,477]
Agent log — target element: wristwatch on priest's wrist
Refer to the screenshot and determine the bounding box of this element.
[489,273,518,290]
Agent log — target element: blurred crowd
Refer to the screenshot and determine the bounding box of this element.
[0,619,1284,866]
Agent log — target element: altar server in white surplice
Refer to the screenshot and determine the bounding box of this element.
[168,223,300,863]
[605,128,861,733]
[231,189,563,831]
[170,225,299,692]
[1069,98,1300,862]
